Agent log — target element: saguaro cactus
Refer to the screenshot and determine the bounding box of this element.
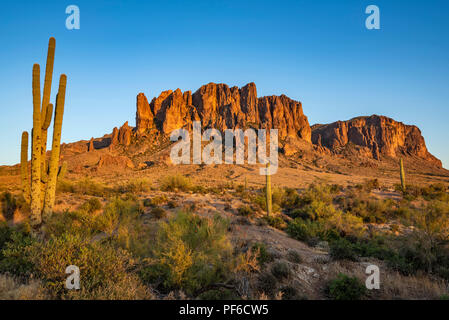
[20,37,67,226]
[30,64,42,225]
[41,38,56,173]
[43,75,67,218]
[20,131,30,201]
[400,158,406,192]
[266,163,272,216]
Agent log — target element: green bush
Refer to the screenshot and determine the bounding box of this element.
[57,178,112,197]
[330,238,358,261]
[287,249,302,264]
[160,175,192,192]
[79,198,102,213]
[280,286,300,300]
[251,242,273,266]
[271,261,290,280]
[150,207,167,219]
[287,218,327,242]
[140,212,233,294]
[327,274,366,300]
[30,232,143,299]
[117,179,151,193]
[262,215,287,230]
[257,273,277,295]
[237,206,254,217]
[0,225,35,277]
[0,192,29,220]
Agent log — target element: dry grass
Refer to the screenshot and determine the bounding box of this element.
[323,260,449,300]
[0,274,48,300]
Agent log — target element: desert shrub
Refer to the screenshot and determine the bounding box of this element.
[198,288,238,300]
[145,195,168,207]
[330,238,358,261]
[140,212,233,294]
[271,261,290,280]
[150,207,166,219]
[298,184,337,207]
[257,273,277,295]
[143,198,152,207]
[57,178,111,197]
[191,185,208,194]
[0,192,29,220]
[281,188,301,210]
[29,232,142,299]
[253,186,285,213]
[287,249,302,264]
[287,218,330,242]
[280,286,300,300]
[338,190,396,224]
[290,200,337,221]
[251,242,273,266]
[44,209,97,237]
[400,183,449,202]
[79,198,102,213]
[116,179,151,194]
[0,225,35,277]
[94,198,141,235]
[238,206,254,217]
[262,215,287,230]
[362,179,380,192]
[327,274,366,300]
[160,175,192,192]
[167,200,178,208]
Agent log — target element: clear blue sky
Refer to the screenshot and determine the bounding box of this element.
[1,0,448,167]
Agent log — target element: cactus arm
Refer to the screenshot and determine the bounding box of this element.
[30,64,42,225]
[43,74,67,218]
[266,163,272,216]
[20,131,30,201]
[58,161,68,179]
[42,103,53,130]
[400,158,406,192]
[41,38,56,183]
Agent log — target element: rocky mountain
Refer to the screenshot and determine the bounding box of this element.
[311,115,442,167]
[135,82,311,142]
[104,83,442,168]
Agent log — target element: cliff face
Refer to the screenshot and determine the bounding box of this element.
[130,84,442,167]
[311,115,442,167]
[135,82,311,142]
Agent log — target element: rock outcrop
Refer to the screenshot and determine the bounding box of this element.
[135,82,311,143]
[311,115,442,167]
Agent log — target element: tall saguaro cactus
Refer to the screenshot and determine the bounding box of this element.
[20,131,30,201]
[266,163,272,216]
[43,75,67,218]
[399,158,406,192]
[41,38,56,180]
[30,64,42,225]
[20,37,67,226]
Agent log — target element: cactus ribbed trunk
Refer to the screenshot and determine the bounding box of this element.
[400,158,406,192]
[30,64,42,225]
[40,38,56,180]
[58,161,68,179]
[266,163,272,216]
[20,131,30,201]
[43,75,67,218]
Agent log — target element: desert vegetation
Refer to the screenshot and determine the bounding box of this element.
[1,172,449,300]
